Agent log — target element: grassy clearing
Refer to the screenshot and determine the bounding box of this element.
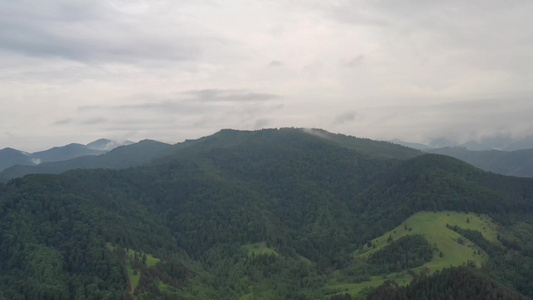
[358,211,498,267]
[242,242,312,265]
[127,266,141,292]
[105,244,161,293]
[123,248,160,268]
[242,242,279,257]
[123,248,161,292]
[326,275,412,298]
[326,211,499,297]
[158,281,181,297]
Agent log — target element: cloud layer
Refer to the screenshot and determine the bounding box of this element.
[1,0,532,151]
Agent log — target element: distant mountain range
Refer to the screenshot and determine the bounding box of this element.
[0,139,133,172]
[423,147,533,177]
[0,139,168,182]
[390,136,533,178]
[391,135,533,151]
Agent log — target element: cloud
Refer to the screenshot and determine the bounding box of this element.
[66,89,285,141]
[353,97,533,144]
[82,117,107,125]
[182,89,281,102]
[333,112,358,124]
[268,60,283,67]
[53,118,73,125]
[254,118,271,129]
[0,0,219,64]
[343,55,364,68]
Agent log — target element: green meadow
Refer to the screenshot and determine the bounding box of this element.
[326,211,500,298]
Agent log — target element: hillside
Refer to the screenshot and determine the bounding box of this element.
[0,128,532,299]
[326,211,500,297]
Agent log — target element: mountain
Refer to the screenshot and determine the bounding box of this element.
[31,143,107,163]
[0,140,173,182]
[0,128,532,299]
[425,147,533,177]
[0,129,421,182]
[424,135,533,151]
[0,147,35,171]
[0,139,137,177]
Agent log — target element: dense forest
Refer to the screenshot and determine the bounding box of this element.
[0,128,533,299]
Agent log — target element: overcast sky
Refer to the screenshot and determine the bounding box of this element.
[1,0,533,151]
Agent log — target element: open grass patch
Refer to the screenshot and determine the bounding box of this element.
[242,242,279,257]
[106,244,161,293]
[127,264,141,292]
[358,211,498,269]
[327,211,499,298]
[326,274,412,299]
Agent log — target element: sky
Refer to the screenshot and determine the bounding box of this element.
[1,0,533,152]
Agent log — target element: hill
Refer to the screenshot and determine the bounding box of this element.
[0,128,532,299]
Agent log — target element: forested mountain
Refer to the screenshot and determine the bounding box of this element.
[0,139,133,173]
[425,147,533,177]
[31,143,107,164]
[0,128,532,299]
[0,140,173,182]
[0,129,419,182]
